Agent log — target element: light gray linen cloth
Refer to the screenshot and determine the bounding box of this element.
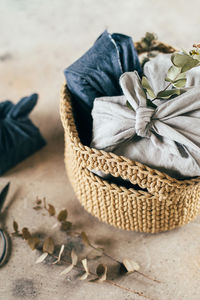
[91,54,200,179]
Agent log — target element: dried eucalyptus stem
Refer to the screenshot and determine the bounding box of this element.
[86,236,160,283]
[51,253,153,300]
[12,197,161,300]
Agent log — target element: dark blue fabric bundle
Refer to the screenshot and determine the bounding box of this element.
[0,94,46,175]
[64,30,142,145]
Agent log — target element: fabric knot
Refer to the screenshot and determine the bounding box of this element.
[135,106,155,138]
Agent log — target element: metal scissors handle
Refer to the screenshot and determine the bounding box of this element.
[0,183,10,267]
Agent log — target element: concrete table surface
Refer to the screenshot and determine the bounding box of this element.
[1,1,200,299]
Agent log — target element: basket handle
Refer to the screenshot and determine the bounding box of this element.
[76,144,185,195]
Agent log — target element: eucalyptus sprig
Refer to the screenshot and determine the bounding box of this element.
[11,197,160,300]
[141,43,200,104]
[139,32,158,52]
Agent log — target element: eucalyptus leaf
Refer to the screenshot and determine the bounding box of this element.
[147,99,157,109]
[122,258,140,274]
[27,237,40,250]
[35,252,48,264]
[145,32,156,43]
[79,272,88,281]
[71,249,78,266]
[60,264,73,275]
[60,221,72,231]
[96,264,107,282]
[43,237,55,254]
[192,54,200,61]
[13,221,19,234]
[171,52,199,72]
[166,65,181,82]
[52,244,65,264]
[22,227,31,240]
[126,100,134,110]
[80,232,91,247]
[141,76,156,98]
[173,78,187,88]
[47,204,56,216]
[175,72,186,81]
[82,258,89,275]
[157,89,181,99]
[57,209,68,222]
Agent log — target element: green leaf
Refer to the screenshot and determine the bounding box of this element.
[147,99,157,108]
[126,100,134,110]
[171,52,199,72]
[175,72,186,81]
[173,78,187,88]
[141,76,156,98]
[157,89,181,99]
[166,65,181,82]
[191,54,200,61]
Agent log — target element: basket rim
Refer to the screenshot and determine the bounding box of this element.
[60,84,200,190]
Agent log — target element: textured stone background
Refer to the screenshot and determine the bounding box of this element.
[1,1,200,299]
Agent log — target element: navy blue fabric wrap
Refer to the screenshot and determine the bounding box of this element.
[0,94,46,175]
[64,31,142,145]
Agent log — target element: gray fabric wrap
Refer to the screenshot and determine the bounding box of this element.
[91,54,200,179]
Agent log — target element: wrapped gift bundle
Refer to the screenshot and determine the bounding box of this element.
[60,32,200,233]
[0,94,46,175]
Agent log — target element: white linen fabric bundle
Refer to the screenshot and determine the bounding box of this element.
[91,54,200,179]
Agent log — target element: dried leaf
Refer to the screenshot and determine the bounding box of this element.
[13,221,19,233]
[48,204,56,216]
[35,252,48,264]
[33,206,42,211]
[82,258,89,274]
[79,272,88,280]
[57,209,68,222]
[58,244,65,261]
[60,264,73,275]
[144,32,157,44]
[79,258,90,281]
[43,237,55,254]
[27,237,40,250]
[60,249,77,275]
[96,264,107,282]
[71,249,78,266]
[22,227,32,240]
[87,248,103,260]
[60,221,72,231]
[122,258,140,274]
[80,232,90,247]
[53,245,65,264]
[51,222,59,230]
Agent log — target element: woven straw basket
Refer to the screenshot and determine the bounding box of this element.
[60,40,200,233]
